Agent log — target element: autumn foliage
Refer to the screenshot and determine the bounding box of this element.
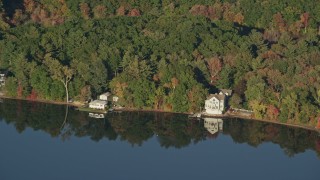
[27,89,38,100]
[316,117,320,129]
[80,3,91,20]
[273,13,286,32]
[128,8,141,17]
[0,0,320,123]
[189,3,244,24]
[22,0,66,26]
[116,6,126,16]
[266,105,280,121]
[17,83,23,98]
[206,57,222,85]
[93,5,107,19]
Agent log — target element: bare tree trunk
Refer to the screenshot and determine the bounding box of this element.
[62,80,69,103]
[65,83,69,103]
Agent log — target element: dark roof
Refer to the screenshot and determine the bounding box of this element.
[207,94,226,101]
[100,92,111,96]
[0,70,8,75]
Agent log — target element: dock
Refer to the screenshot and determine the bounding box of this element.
[188,108,254,120]
[188,113,202,119]
[76,106,108,113]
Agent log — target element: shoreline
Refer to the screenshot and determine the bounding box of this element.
[112,107,192,115]
[0,95,84,107]
[1,95,319,133]
[216,113,320,133]
[114,108,320,133]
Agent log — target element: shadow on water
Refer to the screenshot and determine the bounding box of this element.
[0,99,319,157]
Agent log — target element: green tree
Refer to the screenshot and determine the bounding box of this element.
[229,93,242,108]
[282,92,299,121]
[4,77,18,97]
[44,54,74,102]
[217,65,235,89]
[245,75,266,102]
[29,66,52,99]
[130,79,155,108]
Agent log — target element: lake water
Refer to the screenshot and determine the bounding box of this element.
[0,99,319,180]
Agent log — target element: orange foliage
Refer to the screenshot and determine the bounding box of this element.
[206,57,222,84]
[189,5,209,16]
[273,13,286,32]
[164,103,173,111]
[24,0,66,26]
[128,8,141,17]
[116,6,126,16]
[223,54,236,67]
[11,9,25,25]
[189,3,242,23]
[171,77,179,89]
[24,0,36,13]
[17,83,23,98]
[153,74,160,82]
[189,4,221,20]
[262,50,280,60]
[223,11,235,22]
[266,105,279,121]
[316,117,320,129]
[263,29,280,42]
[79,3,91,19]
[27,89,38,100]
[300,12,309,28]
[210,3,223,20]
[288,21,303,37]
[234,12,244,24]
[93,5,106,19]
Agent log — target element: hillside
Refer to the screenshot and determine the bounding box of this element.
[0,0,319,125]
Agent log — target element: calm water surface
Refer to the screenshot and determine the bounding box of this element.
[0,99,319,180]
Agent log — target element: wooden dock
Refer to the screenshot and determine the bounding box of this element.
[76,106,108,113]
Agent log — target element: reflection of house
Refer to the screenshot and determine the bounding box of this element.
[204,118,223,135]
[89,113,105,119]
[205,89,232,115]
[89,100,107,110]
[0,71,8,87]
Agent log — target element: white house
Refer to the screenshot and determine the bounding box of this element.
[204,89,232,115]
[99,92,112,101]
[89,100,107,110]
[205,93,226,114]
[112,96,119,102]
[99,92,119,103]
[204,118,223,135]
[0,71,7,87]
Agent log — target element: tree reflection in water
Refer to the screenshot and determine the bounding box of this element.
[0,99,319,157]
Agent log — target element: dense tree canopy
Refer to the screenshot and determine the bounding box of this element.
[0,0,319,125]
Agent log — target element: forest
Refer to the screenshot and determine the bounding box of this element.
[0,0,319,125]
